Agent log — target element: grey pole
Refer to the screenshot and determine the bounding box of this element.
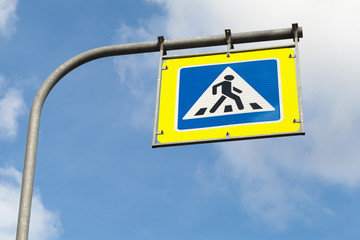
[16,25,302,240]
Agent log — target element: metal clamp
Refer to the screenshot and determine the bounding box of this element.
[292,23,301,42]
[225,29,234,57]
[157,36,167,55]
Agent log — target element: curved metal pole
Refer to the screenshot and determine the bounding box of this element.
[15,42,159,240]
[16,25,302,240]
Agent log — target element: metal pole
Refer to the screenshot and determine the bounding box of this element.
[152,36,166,145]
[16,25,302,240]
[292,24,305,133]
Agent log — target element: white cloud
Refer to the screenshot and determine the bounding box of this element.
[113,22,160,130]
[139,0,360,229]
[0,75,26,140]
[212,141,316,230]
[0,0,18,38]
[0,166,62,240]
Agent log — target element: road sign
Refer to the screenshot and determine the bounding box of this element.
[155,47,303,146]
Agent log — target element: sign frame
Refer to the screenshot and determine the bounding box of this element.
[152,45,305,148]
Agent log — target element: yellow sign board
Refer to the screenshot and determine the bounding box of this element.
[155,48,303,146]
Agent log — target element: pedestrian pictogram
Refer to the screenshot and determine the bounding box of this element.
[183,67,275,120]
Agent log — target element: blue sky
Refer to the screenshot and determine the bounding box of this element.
[1,0,360,239]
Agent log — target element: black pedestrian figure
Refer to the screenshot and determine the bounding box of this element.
[210,74,244,113]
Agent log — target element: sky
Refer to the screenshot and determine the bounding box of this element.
[1,0,360,239]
